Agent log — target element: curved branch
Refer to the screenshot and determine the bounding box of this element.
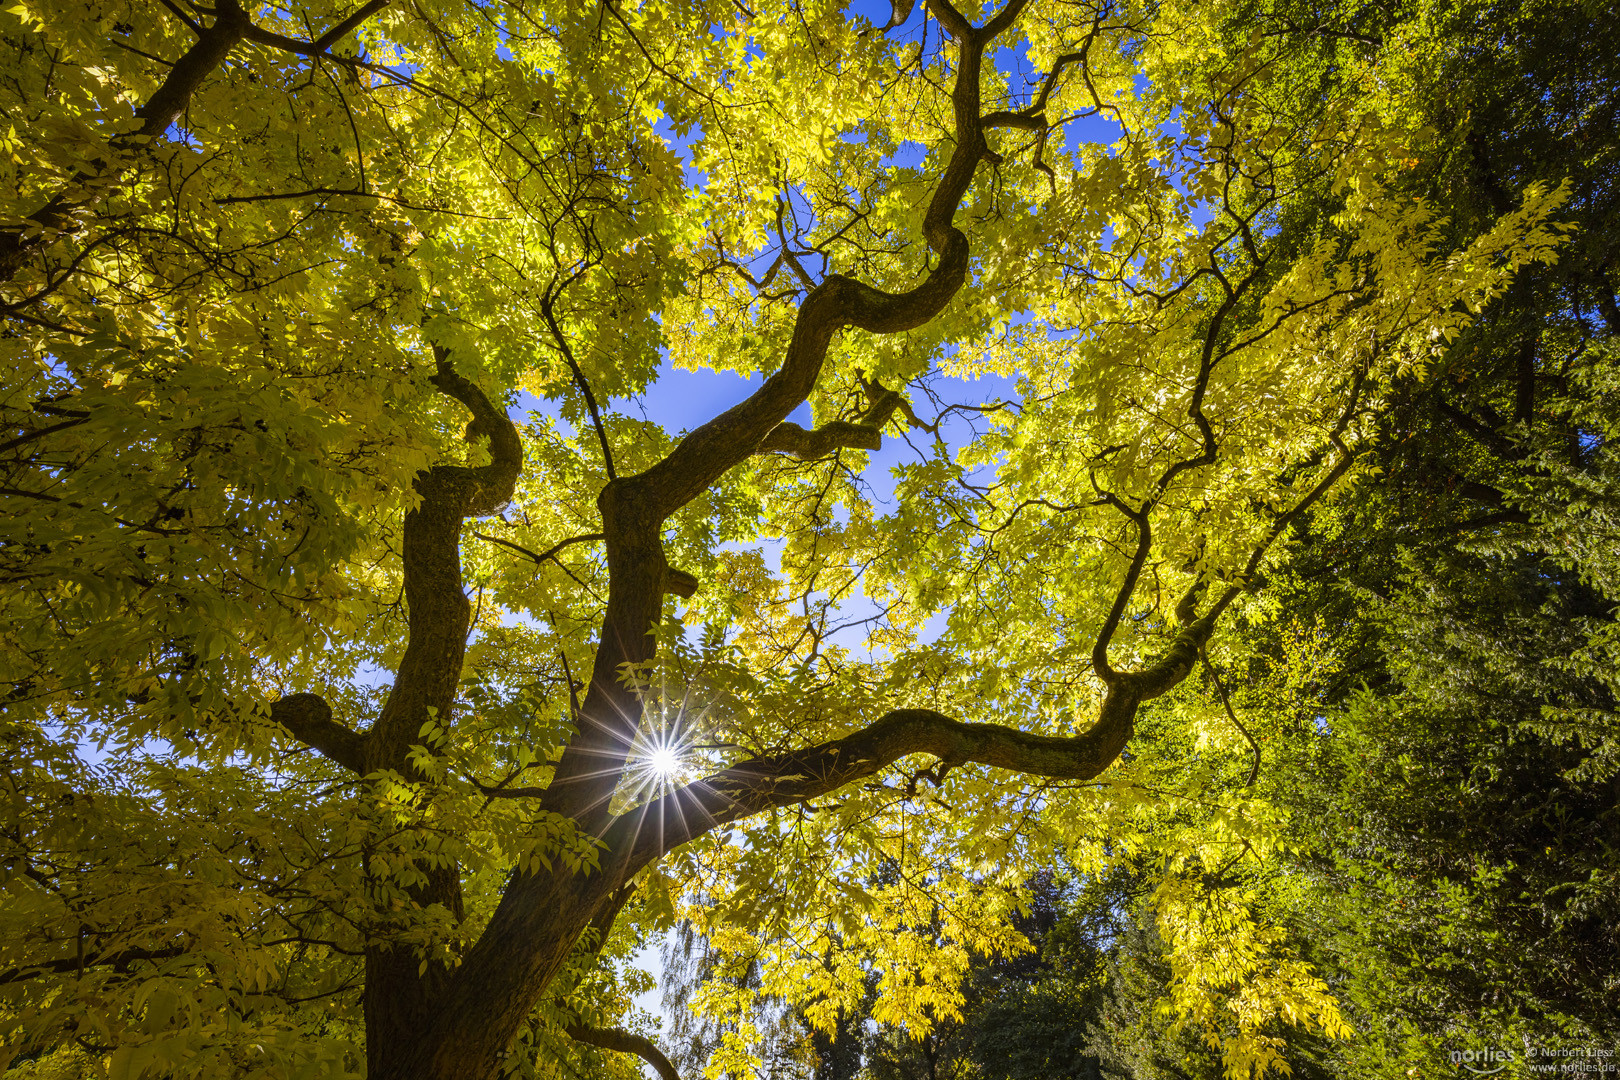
[426,347,523,514]
[366,348,523,772]
[981,49,1084,130]
[543,7,1024,824]
[617,7,1019,523]
[756,383,908,459]
[1203,445,1359,628]
[757,419,882,458]
[566,1025,680,1080]
[605,690,1141,873]
[557,886,670,1079]
[271,693,365,774]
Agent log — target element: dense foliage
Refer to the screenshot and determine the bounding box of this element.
[775,0,1620,1075]
[1,0,1611,1076]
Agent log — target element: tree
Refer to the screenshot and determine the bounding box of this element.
[661,868,1109,1080]
[1086,910,1220,1080]
[1250,0,1620,1065]
[1054,0,1620,1071]
[0,0,1571,1077]
[937,870,1109,1080]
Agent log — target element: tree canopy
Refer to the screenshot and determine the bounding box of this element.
[2,0,1608,1077]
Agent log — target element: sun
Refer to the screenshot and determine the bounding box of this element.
[646,745,682,779]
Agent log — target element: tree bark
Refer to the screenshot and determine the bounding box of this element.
[356,353,523,1079]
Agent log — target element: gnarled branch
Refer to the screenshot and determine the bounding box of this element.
[426,346,523,515]
[756,382,908,459]
[366,348,522,773]
[757,418,882,458]
[542,4,1027,827]
[610,2,1026,525]
[606,690,1142,874]
[416,8,1043,1076]
[271,693,365,774]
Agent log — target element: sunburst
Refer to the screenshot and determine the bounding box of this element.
[645,743,683,780]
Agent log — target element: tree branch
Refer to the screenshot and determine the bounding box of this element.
[756,419,883,458]
[1592,266,1620,334]
[1091,497,1152,685]
[1203,444,1360,629]
[554,886,668,1075]
[132,0,252,139]
[0,416,90,457]
[543,9,1023,820]
[755,384,907,459]
[426,346,523,515]
[366,348,522,773]
[613,7,1019,524]
[980,49,1084,130]
[474,531,604,568]
[566,1025,681,1080]
[0,946,186,986]
[605,691,1142,874]
[243,0,391,56]
[1199,646,1259,787]
[1436,395,1519,459]
[271,693,365,774]
[1513,335,1537,426]
[1440,509,1530,532]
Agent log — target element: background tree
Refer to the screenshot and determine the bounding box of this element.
[661,869,1110,1080]
[1262,0,1620,1065]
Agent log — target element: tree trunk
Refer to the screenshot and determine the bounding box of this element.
[374,867,620,1080]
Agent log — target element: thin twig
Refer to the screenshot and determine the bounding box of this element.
[1199,644,1259,787]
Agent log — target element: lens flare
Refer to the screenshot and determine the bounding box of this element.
[647,745,682,778]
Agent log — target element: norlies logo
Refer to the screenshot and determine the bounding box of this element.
[1452,1048,1517,1075]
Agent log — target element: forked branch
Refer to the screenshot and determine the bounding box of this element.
[271,346,522,776]
[606,690,1143,872]
[542,0,1033,820]
[616,0,1030,521]
[755,382,909,459]
[362,349,522,770]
